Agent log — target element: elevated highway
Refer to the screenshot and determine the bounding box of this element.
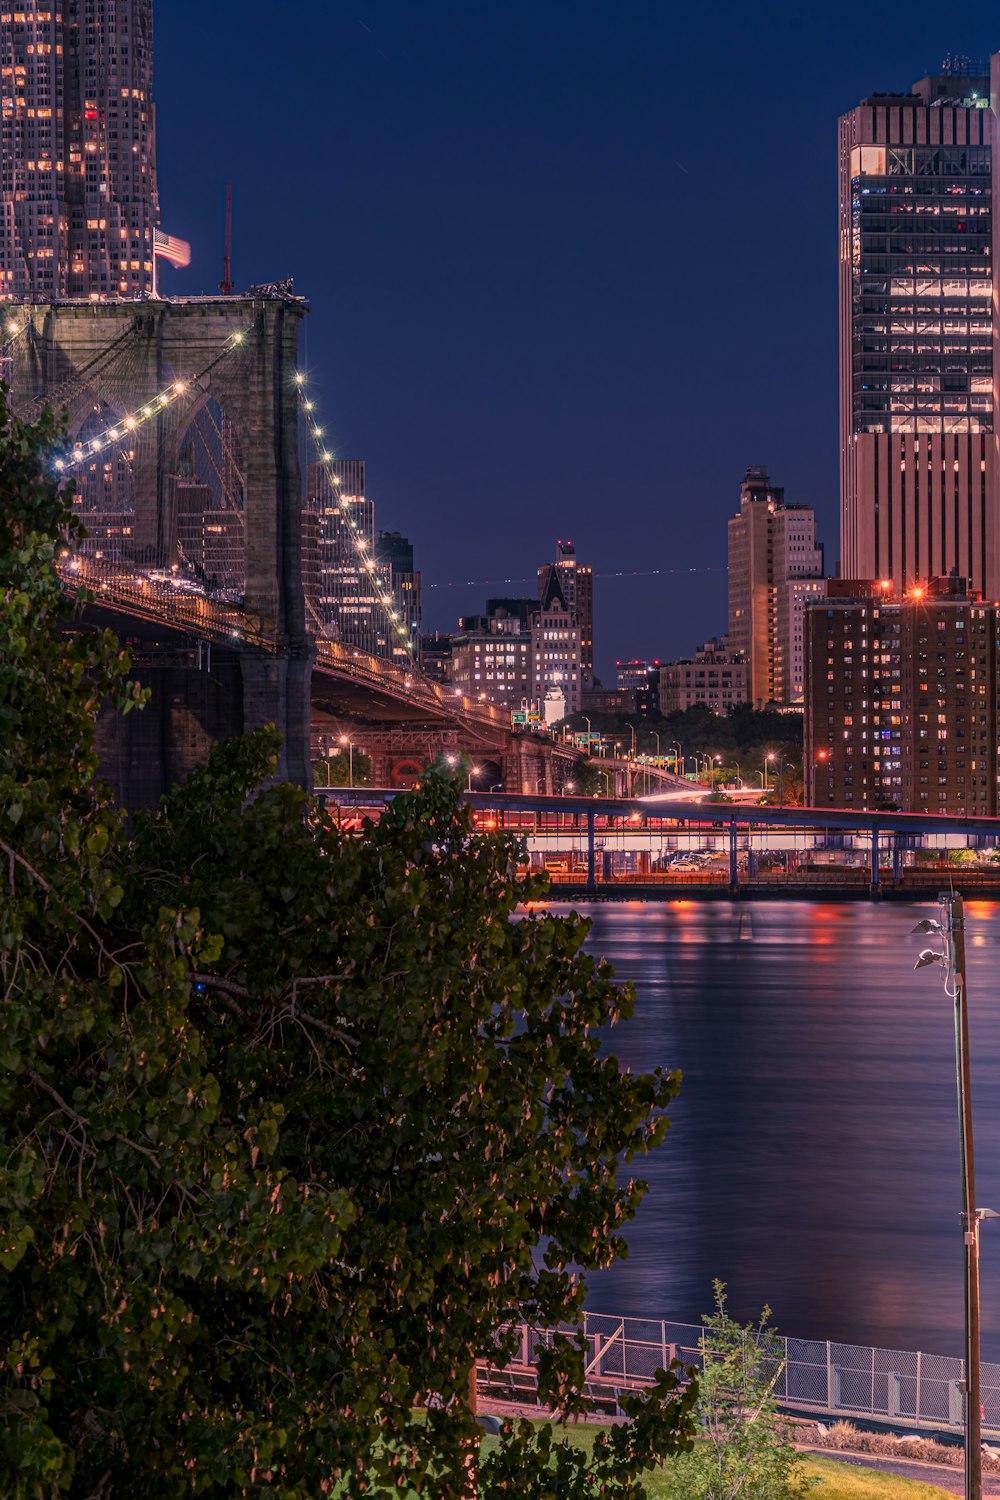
[321,789,1000,900]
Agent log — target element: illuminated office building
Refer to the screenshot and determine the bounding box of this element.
[839,56,999,595]
[306,460,382,654]
[727,467,826,707]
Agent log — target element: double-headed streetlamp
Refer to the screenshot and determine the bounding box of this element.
[913,898,997,1500]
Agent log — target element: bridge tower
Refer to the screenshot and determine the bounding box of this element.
[10,296,313,796]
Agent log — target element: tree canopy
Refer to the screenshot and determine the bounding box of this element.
[0,394,696,1497]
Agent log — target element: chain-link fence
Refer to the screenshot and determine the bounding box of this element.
[478,1312,1000,1436]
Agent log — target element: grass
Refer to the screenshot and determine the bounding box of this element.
[475,1425,956,1498]
[797,1452,955,1498]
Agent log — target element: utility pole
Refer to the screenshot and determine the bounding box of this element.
[945,892,982,1500]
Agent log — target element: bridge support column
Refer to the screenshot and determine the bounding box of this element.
[241,651,313,790]
[870,826,881,896]
[587,811,596,891]
[729,819,739,895]
[542,754,554,796]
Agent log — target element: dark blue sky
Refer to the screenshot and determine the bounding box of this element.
[157,1,994,682]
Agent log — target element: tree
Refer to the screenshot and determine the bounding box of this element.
[664,1283,809,1500]
[566,759,612,797]
[312,748,371,787]
[0,395,697,1497]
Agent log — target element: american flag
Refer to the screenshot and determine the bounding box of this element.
[153,229,191,268]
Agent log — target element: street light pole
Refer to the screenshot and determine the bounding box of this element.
[914,896,991,1500]
[340,735,354,788]
[946,893,983,1500]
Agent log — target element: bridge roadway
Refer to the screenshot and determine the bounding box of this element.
[72,567,603,795]
[68,565,702,796]
[320,789,1000,901]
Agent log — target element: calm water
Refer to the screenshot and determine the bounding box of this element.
[563,899,1000,1361]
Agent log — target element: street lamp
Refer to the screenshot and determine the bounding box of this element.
[669,742,682,775]
[625,723,637,760]
[767,750,785,807]
[652,730,661,759]
[339,734,354,788]
[912,900,997,1500]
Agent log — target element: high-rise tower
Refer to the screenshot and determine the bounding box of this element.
[1,0,162,300]
[727,467,826,707]
[538,540,593,684]
[838,57,998,595]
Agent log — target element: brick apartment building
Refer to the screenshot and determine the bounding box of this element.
[805,577,999,814]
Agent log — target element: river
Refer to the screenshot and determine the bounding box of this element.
[564,899,1000,1362]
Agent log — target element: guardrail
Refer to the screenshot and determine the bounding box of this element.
[477,1312,1000,1436]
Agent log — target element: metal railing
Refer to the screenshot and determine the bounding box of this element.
[477,1312,1000,1436]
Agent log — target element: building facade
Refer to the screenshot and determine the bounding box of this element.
[375,530,421,661]
[727,467,825,707]
[449,604,532,709]
[1,0,165,300]
[305,460,383,652]
[539,540,593,684]
[533,565,582,715]
[838,58,1000,596]
[659,640,749,716]
[805,577,999,814]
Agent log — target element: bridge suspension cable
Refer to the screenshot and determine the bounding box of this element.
[295,373,415,659]
[51,323,256,476]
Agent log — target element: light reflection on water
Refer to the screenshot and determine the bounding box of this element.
[552,899,1000,1360]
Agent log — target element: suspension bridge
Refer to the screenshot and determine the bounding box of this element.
[6,293,571,802]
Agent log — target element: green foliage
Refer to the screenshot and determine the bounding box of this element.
[0,393,697,1495]
[665,1283,811,1500]
[565,760,611,797]
[312,748,371,787]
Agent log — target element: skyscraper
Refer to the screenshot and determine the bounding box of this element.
[538,541,593,684]
[306,460,382,653]
[727,467,825,707]
[1,0,162,300]
[375,530,422,660]
[838,57,997,595]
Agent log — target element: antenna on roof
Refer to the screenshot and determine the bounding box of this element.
[220,181,234,296]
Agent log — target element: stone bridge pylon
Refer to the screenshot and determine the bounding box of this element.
[9,297,313,792]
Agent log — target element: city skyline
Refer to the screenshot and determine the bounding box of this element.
[6,5,999,679]
[144,3,999,680]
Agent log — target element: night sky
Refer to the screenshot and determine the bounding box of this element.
[157,1,994,682]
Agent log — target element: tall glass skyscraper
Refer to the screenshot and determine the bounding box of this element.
[1,0,160,300]
[839,57,997,595]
